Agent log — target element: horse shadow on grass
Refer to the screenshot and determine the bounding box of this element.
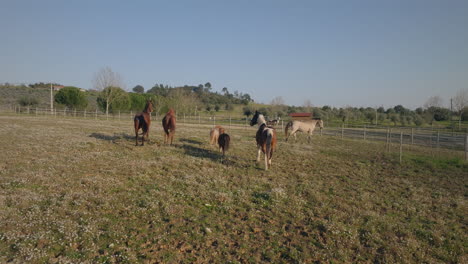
[89,132,157,147]
[180,144,220,161]
[179,138,204,145]
[180,143,239,167]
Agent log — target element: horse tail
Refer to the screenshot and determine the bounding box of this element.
[285,121,292,138]
[224,134,230,152]
[265,130,273,170]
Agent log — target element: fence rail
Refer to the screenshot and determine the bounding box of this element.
[2,105,468,158]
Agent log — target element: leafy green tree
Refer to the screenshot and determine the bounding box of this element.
[18,96,39,107]
[214,105,220,112]
[243,106,253,117]
[132,85,144,93]
[430,107,450,121]
[97,86,130,113]
[54,86,88,109]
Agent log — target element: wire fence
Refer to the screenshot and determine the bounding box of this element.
[3,105,468,160]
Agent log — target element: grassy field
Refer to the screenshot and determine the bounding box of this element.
[0,114,466,263]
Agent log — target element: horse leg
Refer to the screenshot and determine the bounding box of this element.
[256,145,262,162]
[289,128,298,143]
[134,121,139,146]
[264,151,269,170]
[170,131,174,145]
[141,129,145,146]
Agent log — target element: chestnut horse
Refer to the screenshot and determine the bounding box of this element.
[162,108,176,145]
[218,133,230,156]
[134,100,154,146]
[210,125,225,146]
[250,111,277,171]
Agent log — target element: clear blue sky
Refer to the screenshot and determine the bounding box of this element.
[1,0,467,109]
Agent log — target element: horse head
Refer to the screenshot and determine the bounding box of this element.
[250,111,260,126]
[318,119,324,129]
[147,100,154,113]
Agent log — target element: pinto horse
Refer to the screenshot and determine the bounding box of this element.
[250,111,277,171]
[134,100,154,146]
[210,125,225,146]
[285,119,323,143]
[162,108,176,145]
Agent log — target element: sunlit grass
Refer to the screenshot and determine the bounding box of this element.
[0,114,466,263]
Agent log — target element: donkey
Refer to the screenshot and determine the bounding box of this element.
[250,111,277,170]
[162,108,176,145]
[133,100,153,146]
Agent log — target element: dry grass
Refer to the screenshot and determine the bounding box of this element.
[0,114,466,263]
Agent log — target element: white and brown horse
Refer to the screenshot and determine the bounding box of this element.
[250,111,277,170]
[209,125,225,146]
[285,119,323,143]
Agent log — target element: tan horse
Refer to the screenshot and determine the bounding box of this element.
[285,119,323,143]
[250,111,277,171]
[209,125,225,146]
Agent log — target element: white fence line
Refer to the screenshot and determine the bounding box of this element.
[2,105,467,158]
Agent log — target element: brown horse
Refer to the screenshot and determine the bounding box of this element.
[218,133,230,156]
[210,125,225,146]
[134,100,153,146]
[162,108,176,145]
[250,111,277,171]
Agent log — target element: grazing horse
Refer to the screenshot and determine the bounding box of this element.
[162,108,176,145]
[266,119,279,127]
[218,133,230,156]
[250,111,277,171]
[285,119,323,143]
[133,100,153,146]
[210,125,225,146]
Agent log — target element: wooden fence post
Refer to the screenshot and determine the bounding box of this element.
[411,128,414,145]
[364,125,367,140]
[341,125,344,139]
[399,131,403,163]
[386,128,390,152]
[95,109,97,120]
[84,109,87,118]
[229,116,232,130]
[465,134,468,161]
[119,110,121,121]
[436,130,440,154]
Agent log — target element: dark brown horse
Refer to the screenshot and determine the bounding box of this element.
[250,111,277,170]
[162,108,176,145]
[218,133,230,156]
[134,100,153,146]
